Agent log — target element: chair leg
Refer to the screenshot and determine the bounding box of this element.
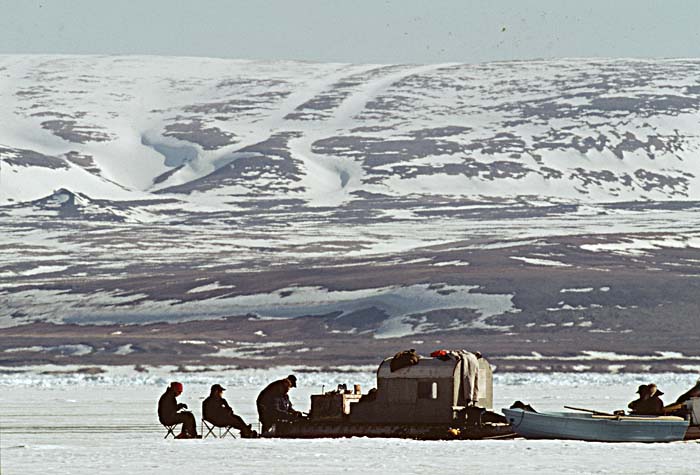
[202,420,216,439]
[201,420,238,439]
[164,425,176,439]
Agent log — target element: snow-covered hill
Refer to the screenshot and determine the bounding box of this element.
[1,55,699,206]
[2,55,700,369]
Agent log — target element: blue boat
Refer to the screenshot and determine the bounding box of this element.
[502,408,689,442]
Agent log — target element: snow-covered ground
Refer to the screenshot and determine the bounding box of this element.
[2,368,700,474]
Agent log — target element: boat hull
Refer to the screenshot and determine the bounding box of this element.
[502,408,689,442]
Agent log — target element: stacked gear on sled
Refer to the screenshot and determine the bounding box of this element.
[269,349,512,440]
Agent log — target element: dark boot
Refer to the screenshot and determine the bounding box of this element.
[241,424,258,438]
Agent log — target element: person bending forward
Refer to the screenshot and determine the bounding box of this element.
[256,375,302,434]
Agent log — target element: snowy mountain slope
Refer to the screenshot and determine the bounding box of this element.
[2,55,700,368]
[1,55,699,206]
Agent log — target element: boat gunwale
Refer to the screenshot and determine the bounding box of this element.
[514,410,686,423]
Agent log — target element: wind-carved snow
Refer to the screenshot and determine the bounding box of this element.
[581,234,700,256]
[218,284,518,338]
[371,285,519,338]
[0,283,519,333]
[0,290,153,327]
[207,341,303,360]
[546,304,590,312]
[112,344,134,356]
[186,281,236,293]
[19,265,70,276]
[509,256,571,267]
[4,344,93,356]
[432,260,470,267]
[500,350,700,361]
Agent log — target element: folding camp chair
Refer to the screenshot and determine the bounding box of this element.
[163,424,177,439]
[202,419,236,439]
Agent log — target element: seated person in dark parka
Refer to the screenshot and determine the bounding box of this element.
[628,384,665,416]
[202,383,257,438]
[158,381,199,438]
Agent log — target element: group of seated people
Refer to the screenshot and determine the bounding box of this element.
[628,379,700,416]
[157,374,303,439]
